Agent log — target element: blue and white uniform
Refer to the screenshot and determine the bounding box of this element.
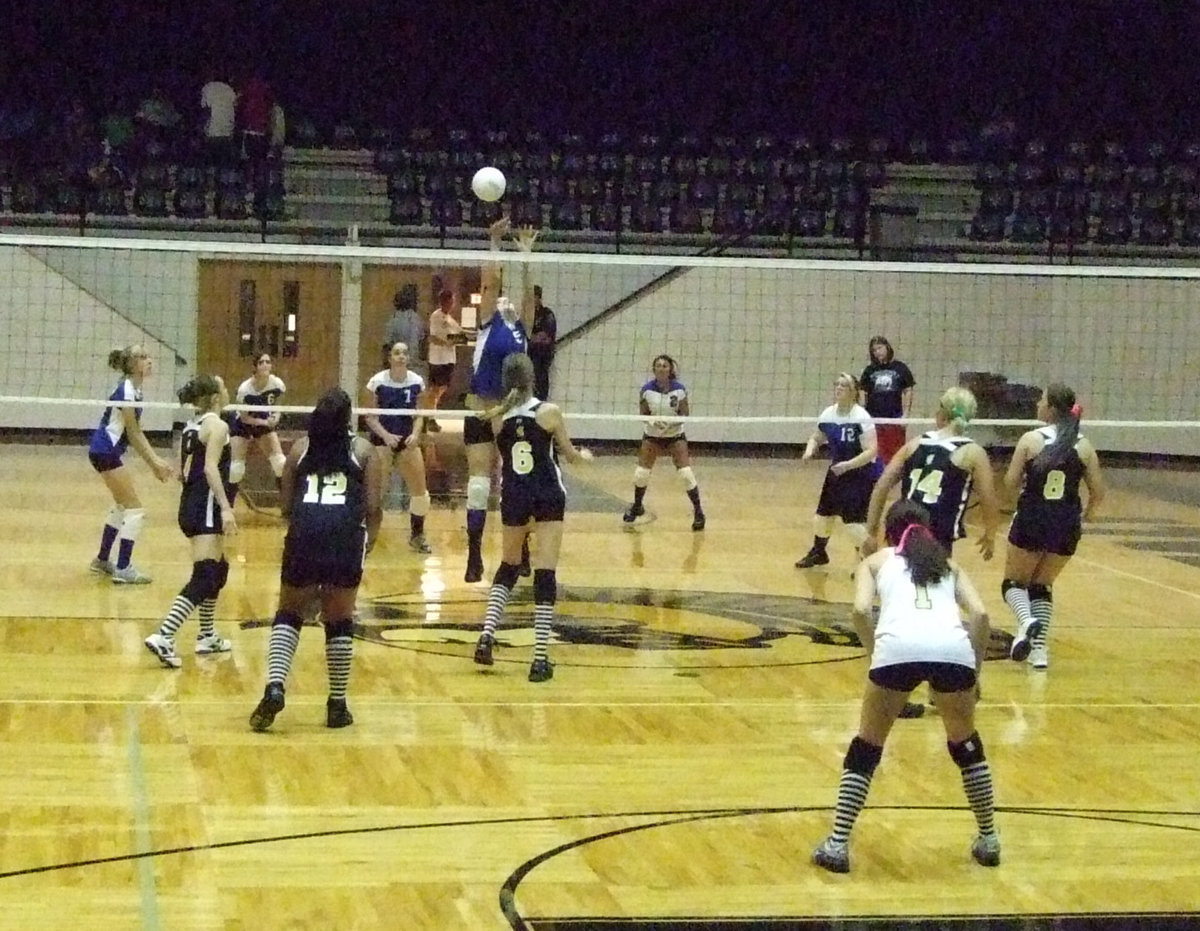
[470,308,527,400]
[640,379,688,441]
[814,403,882,523]
[365,369,425,444]
[233,374,285,438]
[88,378,143,469]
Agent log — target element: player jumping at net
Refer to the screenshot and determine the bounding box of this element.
[88,344,175,584]
[228,353,286,505]
[812,499,998,874]
[249,388,384,731]
[364,340,433,554]
[463,217,538,583]
[144,375,237,668]
[622,354,706,531]
[795,372,881,569]
[472,354,592,683]
[1001,383,1105,670]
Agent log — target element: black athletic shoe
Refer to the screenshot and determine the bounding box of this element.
[474,634,494,666]
[326,697,354,729]
[898,701,926,719]
[794,549,830,569]
[464,554,484,583]
[622,503,645,524]
[249,683,285,732]
[528,658,554,683]
[691,512,706,532]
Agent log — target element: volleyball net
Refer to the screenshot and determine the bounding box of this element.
[1,232,1197,457]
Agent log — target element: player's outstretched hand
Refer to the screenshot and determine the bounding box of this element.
[514,226,539,252]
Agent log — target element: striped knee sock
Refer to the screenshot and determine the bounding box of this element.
[158,596,196,638]
[325,629,353,700]
[267,618,302,685]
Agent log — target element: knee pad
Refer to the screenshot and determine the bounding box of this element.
[676,466,698,491]
[119,507,145,541]
[493,561,521,589]
[1000,578,1024,598]
[1028,583,1052,602]
[274,611,304,632]
[466,476,491,510]
[182,559,223,603]
[410,492,430,517]
[268,453,287,478]
[533,568,557,605]
[215,557,230,592]
[324,617,354,640]
[633,466,651,487]
[105,505,124,529]
[948,731,987,769]
[843,736,883,776]
[228,459,246,484]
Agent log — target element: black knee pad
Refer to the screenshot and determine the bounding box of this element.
[843,736,883,776]
[493,562,521,589]
[182,559,223,603]
[215,557,230,592]
[1028,583,1052,602]
[948,731,987,769]
[324,617,354,641]
[273,611,304,633]
[533,568,557,605]
[1000,578,1024,599]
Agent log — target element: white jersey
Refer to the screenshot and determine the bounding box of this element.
[869,550,975,670]
[640,378,687,439]
[428,309,462,366]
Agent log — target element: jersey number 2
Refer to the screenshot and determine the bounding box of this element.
[510,441,535,475]
[303,473,348,505]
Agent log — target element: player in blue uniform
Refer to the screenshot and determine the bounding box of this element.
[144,375,237,669]
[88,345,175,584]
[1002,384,1105,670]
[796,373,883,569]
[471,354,591,683]
[622,354,706,531]
[462,217,539,583]
[228,354,287,504]
[250,388,385,731]
[364,341,433,554]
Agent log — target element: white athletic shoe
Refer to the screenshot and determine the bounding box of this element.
[89,557,114,576]
[112,565,153,585]
[144,633,181,669]
[195,633,233,655]
[1028,644,1049,669]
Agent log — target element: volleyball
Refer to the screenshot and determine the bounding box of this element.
[471,166,506,202]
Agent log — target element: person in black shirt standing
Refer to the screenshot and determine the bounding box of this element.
[528,285,557,401]
[859,336,915,464]
[471,353,591,683]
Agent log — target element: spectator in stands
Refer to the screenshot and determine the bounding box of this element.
[236,72,273,166]
[200,71,237,168]
[529,285,557,400]
[383,285,425,372]
[269,100,286,159]
[135,86,182,153]
[859,336,915,464]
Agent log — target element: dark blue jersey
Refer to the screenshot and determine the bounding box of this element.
[286,442,369,554]
[497,400,563,499]
[901,432,975,546]
[1014,425,1087,528]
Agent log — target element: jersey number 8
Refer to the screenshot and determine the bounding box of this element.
[1042,469,1066,500]
[303,472,348,505]
[510,440,535,476]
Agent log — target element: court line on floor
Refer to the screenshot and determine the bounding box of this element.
[1074,554,1200,601]
[5,698,1200,709]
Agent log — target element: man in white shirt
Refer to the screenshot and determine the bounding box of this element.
[200,74,237,168]
[425,289,465,431]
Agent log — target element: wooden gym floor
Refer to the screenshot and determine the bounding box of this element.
[0,440,1198,930]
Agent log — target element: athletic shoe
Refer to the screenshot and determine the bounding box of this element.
[408,534,432,554]
[691,512,706,532]
[144,633,181,669]
[195,633,233,655]
[112,565,153,585]
[1009,619,1042,662]
[794,550,830,569]
[971,833,1001,867]
[898,701,926,719]
[812,837,850,873]
[89,557,114,576]
[464,555,484,583]
[1028,644,1049,669]
[622,503,645,524]
[528,658,554,683]
[249,683,286,732]
[326,698,354,729]
[473,634,494,666]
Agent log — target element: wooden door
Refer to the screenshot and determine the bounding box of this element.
[197,260,342,407]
